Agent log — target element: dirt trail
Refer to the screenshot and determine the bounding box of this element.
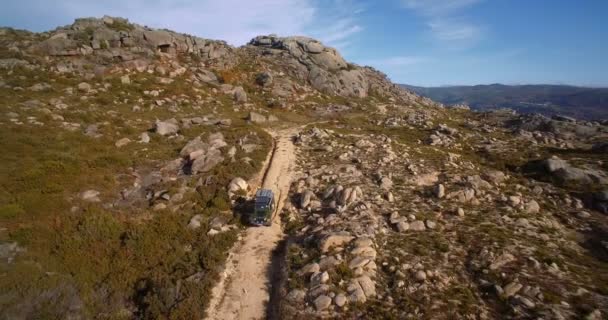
[206,128,297,320]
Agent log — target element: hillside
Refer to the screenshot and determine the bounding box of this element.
[402,84,608,120]
[0,16,607,320]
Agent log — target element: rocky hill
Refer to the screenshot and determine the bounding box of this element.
[0,16,607,320]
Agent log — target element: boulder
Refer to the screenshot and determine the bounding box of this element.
[524,200,540,214]
[120,75,131,85]
[314,295,332,311]
[228,177,248,195]
[414,270,427,282]
[247,112,267,123]
[81,190,100,202]
[502,281,523,298]
[409,221,426,231]
[305,41,324,53]
[115,137,131,148]
[187,214,204,229]
[300,190,315,208]
[319,232,354,253]
[233,86,247,103]
[435,184,445,198]
[180,137,208,158]
[396,221,410,232]
[255,72,273,87]
[155,119,179,136]
[334,293,347,307]
[77,82,91,92]
[191,149,224,174]
[140,132,150,143]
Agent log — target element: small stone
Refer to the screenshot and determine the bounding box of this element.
[81,190,100,202]
[517,296,536,308]
[577,211,591,219]
[348,257,370,269]
[396,221,409,232]
[314,295,332,311]
[298,262,320,275]
[311,271,330,286]
[415,270,427,282]
[334,293,347,307]
[120,75,131,85]
[524,200,540,214]
[155,119,179,136]
[457,208,465,216]
[77,82,91,92]
[425,220,437,229]
[435,184,445,198]
[187,214,203,229]
[503,281,523,298]
[140,132,150,143]
[508,195,521,206]
[386,192,394,202]
[115,137,131,148]
[490,253,515,270]
[285,289,306,304]
[410,220,426,231]
[233,86,248,103]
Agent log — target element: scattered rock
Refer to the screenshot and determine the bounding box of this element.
[81,190,100,202]
[155,119,179,136]
[314,295,332,311]
[77,82,91,92]
[334,293,347,307]
[115,137,131,148]
[409,221,426,231]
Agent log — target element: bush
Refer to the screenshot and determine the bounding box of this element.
[0,204,25,219]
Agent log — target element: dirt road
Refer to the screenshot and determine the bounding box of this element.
[206,128,297,320]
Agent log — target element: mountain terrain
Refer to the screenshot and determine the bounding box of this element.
[402,84,608,121]
[0,16,607,320]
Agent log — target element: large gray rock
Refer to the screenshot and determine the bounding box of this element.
[247,112,267,123]
[191,149,224,174]
[314,295,332,311]
[533,157,608,186]
[233,86,247,103]
[144,30,173,47]
[248,35,393,98]
[155,119,179,136]
[180,137,207,158]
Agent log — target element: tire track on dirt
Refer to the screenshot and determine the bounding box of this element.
[206,128,297,320]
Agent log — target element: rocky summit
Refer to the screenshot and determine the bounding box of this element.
[0,16,607,320]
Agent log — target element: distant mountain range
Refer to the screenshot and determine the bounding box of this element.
[401,84,608,120]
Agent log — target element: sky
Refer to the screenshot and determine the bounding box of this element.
[1,0,607,87]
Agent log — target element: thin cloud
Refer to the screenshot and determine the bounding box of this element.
[362,56,430,68]
[402,0,481,15]
[321,19,363,44]
[307,0,365,50]
[428,19,480,41]
[402,0,483,45]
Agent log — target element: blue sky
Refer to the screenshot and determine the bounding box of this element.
[2,0,607,87]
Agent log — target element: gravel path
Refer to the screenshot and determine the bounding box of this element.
[206,128,297,320]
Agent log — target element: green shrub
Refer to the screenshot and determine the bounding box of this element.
[0,204,25,219]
